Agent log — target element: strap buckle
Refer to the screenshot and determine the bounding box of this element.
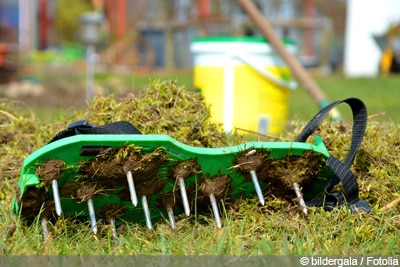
[67,120,96,135]
[68,120,95,129]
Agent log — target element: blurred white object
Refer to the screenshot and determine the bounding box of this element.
[344,0,400,77]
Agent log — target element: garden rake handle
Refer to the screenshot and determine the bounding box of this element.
[237,0,340,119]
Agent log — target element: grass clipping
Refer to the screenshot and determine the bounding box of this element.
[74,80,239,147]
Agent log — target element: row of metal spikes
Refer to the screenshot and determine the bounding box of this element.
[42,151,308,240]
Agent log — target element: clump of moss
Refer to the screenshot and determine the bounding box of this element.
[0,100,60,205]
[73,80,241,147]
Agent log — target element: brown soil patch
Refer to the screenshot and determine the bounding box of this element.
[156,192,177,210]
[232,149,325,200]
[97,204,127,222]
[234,149,269,173]
[18,187,46,219]
[78,146,167,191]
[169,159,201,180]
[123,150,167,182]
[135,178,165,196]
[36,159,66,184]
[258,150,326,200]
[74,185,98,202]
[201,175,231,196]
[59,181,82,197]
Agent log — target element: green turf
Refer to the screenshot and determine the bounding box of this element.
[289,74,400,123]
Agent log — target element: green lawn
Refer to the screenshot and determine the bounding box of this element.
[290,75,400,123]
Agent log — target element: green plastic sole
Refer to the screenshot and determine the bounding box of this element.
[13,134,331,226]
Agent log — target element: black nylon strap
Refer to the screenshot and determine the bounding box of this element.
[49,120,141,143]
[78,121,142,135]
[295,98,367,167]
[295,98,371,212]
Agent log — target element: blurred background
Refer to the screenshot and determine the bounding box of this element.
[0,0,399,124]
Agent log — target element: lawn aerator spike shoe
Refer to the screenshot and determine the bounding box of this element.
[12,97,371,238]
[13,131,331,231]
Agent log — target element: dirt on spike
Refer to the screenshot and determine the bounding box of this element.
[80,159,125,180]
[59,181,82,197]
[36,159,66,184]
[258,150,326,200]
[201,175,231,196]
[118,176,166,201]
[169,159,201,180]
[156,192,177,210]
[78,146,167,190]
[97,204,127,222]
[233,149,270,173]
[17,187,46,219]
[41,201,56,219]
[123,149,168,183]
[78,155,126,188]
[74,185,98,202]
[135,178,165,197]
[175,175,232,214]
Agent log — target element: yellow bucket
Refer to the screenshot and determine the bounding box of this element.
[191,36,297,135]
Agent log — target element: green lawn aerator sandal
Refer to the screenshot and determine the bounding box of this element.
[12,97,371,239]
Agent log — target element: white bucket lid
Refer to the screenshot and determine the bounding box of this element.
[191,36,296,54]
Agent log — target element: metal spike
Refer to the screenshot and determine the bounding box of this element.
[110,218,118,244]
[246,149,257,156]
[52,179,62,216]
[209,193,222,229]
[179,177,190,216]
[293,182,308,214]
[142,195,152,229]
[126,170,138,206]
[249,170,265,205]
[167,207,176,229]
[87,198,98,234]
[41,217,49,240]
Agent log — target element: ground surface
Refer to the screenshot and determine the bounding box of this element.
[1,81,86,109]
